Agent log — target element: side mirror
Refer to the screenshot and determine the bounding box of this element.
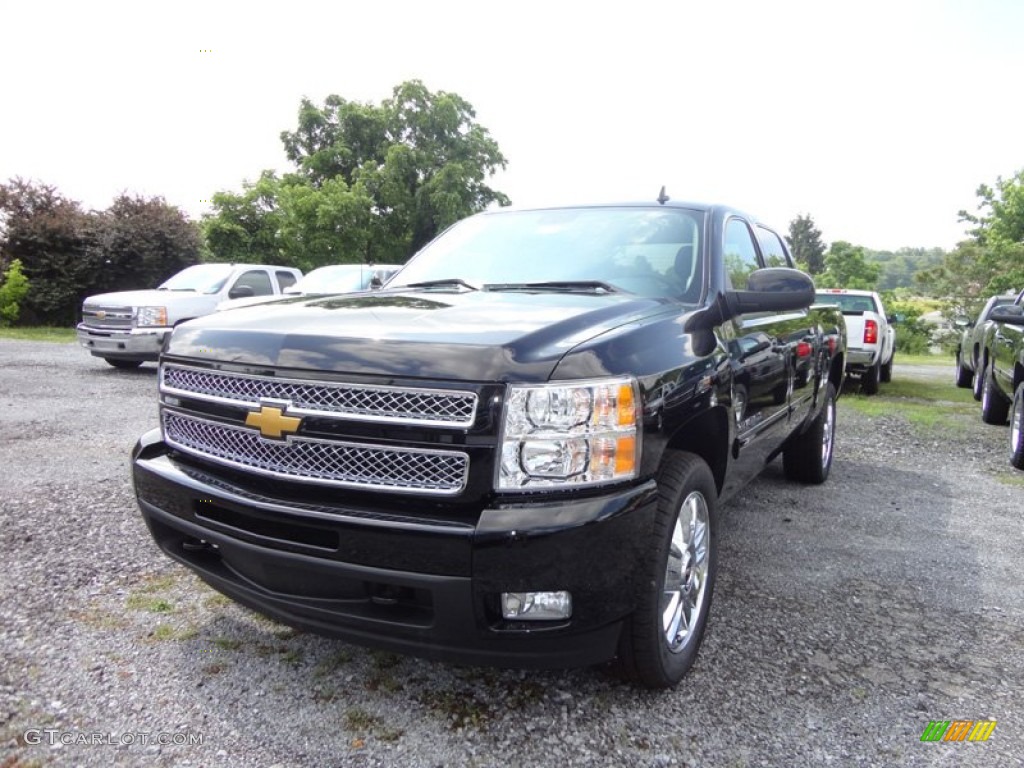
[990,304,1024,325]
[228,284,256,300]
[685,268,814,332]
[730,268,815,315]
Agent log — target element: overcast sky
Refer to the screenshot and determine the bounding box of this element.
[2,0,1021,251]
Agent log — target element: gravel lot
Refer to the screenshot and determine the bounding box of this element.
[2,340,1022,767]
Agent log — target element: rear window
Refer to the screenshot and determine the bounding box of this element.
[816,292,877,312]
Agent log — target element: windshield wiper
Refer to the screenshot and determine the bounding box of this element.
[403,279,479,291]
[484,281,620,294]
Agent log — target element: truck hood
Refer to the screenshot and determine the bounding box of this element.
[85,289,201,307]
[165,290,677,382]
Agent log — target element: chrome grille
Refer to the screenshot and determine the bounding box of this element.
[82,305,133,330]
[163,410,469,495]
[161,364,477,427]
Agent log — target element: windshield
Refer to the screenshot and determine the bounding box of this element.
[160,264,235,294]
[389,207,705,301]
[292,266,368,294]
[290,265,402,294]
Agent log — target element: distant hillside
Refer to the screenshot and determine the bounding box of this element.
[865,247,946,291]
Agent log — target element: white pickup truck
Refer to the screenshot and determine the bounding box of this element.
[77,263,302,368]
[815,288,896,394]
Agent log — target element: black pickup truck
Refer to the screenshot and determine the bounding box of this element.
[979,288,1024,468]
[132,200,846,688]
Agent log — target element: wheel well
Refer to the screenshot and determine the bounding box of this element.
[664,407,729,495]
[829,353,845,396]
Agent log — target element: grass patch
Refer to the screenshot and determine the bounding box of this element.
[126,595,174,613]
[203,594,232,609]
[841,370,977,432]
[894,352,951,366]
[212,636,243,651]
[420,688,493,730]
[865,375,975,405]
[315,650,353,678]
[842,397,975,430]
[0,326,76,342]
[994,473,1024,488]
[341,707,404,743]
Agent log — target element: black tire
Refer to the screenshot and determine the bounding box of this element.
[880,355,893,383]
[104,358,143,370]
[972,359,985,401]
[783,382,837,484]
[617,452,718,689]
[980,362,1010,425]
[955,352,973,388]
[861,361,880,395]
[1010,384,1024,471]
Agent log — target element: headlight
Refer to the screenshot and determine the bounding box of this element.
[498,377,640,490]
[135,306,168,327]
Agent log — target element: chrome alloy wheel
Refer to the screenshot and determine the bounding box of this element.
[1012,391,1022,457]
[820,396,836,470]
[662,490,710,653]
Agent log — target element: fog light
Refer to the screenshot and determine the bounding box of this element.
[501,591,572,621]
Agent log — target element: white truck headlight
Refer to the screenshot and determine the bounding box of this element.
[498,377,640,490]
[135,306,168,327]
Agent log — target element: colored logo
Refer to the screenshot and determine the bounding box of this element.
[920,720,996,742]
[245,403,302,439]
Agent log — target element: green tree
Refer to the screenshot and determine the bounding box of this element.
[201,171,285,264]
[1,179,201,325]
[0,258,30,326]
[786,214,827,274]
[959,168,1024,247]
[918,168,1024,319]
[203,80,510,266]
[816,241,881,290]
[91,194,201,292]
[0,178,94,325]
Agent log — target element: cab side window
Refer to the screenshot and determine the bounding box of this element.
[756,226,792,268]
[723,219,762,290]
[276,271,298,291]
[232,270,274,297]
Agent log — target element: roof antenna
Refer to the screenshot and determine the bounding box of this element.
[657,186,670,205]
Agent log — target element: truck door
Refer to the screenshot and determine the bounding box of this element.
[723,218,793,458]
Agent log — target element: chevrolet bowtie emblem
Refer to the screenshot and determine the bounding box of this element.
[246,404,302,439]
[95,310,107,320]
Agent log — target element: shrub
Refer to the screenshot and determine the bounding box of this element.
[0,259,30,326]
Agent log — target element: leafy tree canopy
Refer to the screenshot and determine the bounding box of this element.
[0,178,199,325]
[205,80,510,268]
[918,168,1024,318]
[816,240,881,291]
[786,214,826,275]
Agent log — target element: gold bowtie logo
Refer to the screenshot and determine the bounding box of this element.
[246,404,302,439]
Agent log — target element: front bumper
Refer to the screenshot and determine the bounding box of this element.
[76,324,169,361]
[132,429,659,668]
